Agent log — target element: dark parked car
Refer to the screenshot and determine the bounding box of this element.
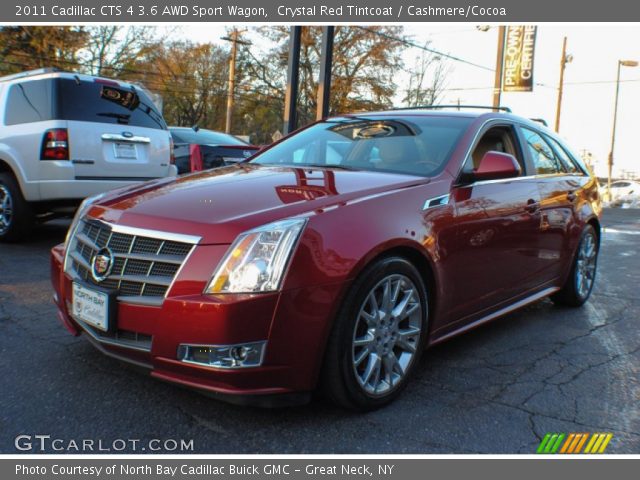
[51,108,601,410]
[169,127,259,174]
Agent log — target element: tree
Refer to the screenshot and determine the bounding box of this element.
[134,41,229,129]
[403,45,450,107]
[83,26,158,77]
[239,26,407,129]
[0,27,88,74]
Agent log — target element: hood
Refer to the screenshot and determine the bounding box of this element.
[89,164,427,244]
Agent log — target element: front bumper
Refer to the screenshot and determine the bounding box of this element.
[51,243,344,406]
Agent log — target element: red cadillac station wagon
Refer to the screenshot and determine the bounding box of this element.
[51,107,601,410]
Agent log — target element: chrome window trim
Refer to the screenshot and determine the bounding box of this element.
[462,172,582,188]
[101,133,151,144]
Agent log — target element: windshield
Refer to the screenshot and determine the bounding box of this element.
[250,116,473,177]
[171,129,248,145]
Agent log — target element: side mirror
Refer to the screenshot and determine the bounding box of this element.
[474,151,521,181]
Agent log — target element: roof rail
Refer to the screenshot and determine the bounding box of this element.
[0,67,61,83]
[529,118,548,127]
[392,105,512,113]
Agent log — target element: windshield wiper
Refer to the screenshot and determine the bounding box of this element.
[97,112,130,124]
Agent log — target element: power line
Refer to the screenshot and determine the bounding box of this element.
[355,26,495,72]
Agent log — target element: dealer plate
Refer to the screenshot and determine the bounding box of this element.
[72,282,110,332]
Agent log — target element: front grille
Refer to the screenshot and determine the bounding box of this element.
[65,218,196,305]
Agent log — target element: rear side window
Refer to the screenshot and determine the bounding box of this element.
[57,79,166,130]
[543,135,582,174]
[4,79,55,125]
[521,128,566,175]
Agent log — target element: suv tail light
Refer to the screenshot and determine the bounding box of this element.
[41,129,69,160]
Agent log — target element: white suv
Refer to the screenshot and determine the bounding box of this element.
[0,68,177,241]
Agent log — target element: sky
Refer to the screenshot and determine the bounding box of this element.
[179,24,640,178]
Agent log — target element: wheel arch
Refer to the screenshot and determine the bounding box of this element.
[586,216,601,246]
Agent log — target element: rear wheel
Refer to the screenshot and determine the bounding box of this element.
[0,172,34,242]
[551,225,598,307]
[321,257,428,410]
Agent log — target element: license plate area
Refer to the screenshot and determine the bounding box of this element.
[113,142,137,159]
[72,282,116,332]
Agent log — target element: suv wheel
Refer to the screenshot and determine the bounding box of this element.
[0,173,34,242]
[321,257,428,410]
[551,224,599,307]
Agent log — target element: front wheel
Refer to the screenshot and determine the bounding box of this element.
[551,224,599,307]
[321,257,428,410]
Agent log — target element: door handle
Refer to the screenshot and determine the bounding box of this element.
[567,191,577,202]
[525,199,539,213]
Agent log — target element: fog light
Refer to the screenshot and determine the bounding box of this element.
[177,341,266,369]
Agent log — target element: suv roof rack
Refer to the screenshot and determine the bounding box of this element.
[0,67,61,83]
[392,105,512,113]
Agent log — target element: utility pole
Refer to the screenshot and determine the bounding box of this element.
[554,37,572,132]
[221,29,250,134]
[492,26,506,109]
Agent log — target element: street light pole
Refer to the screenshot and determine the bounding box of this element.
[554,37,572,133]
[608,59,638,199]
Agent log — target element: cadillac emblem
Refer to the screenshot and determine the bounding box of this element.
[91,248,114,283]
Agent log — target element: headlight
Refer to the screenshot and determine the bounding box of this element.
[205,218,307,294]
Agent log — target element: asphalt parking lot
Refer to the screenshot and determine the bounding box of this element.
[1,208,639,454]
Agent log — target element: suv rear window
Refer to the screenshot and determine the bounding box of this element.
[57,79,166,130]
[4,78,166,130]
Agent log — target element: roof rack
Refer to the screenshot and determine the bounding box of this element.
[529,118,548,127]
[392,105,512,113]
[0,67,61,83]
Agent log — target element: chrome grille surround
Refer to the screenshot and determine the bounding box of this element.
[64,217,201,306]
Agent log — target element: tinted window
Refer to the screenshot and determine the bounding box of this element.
[544,135,581,174]
[251,116,473,177]
[521,128,566,175]
[57,79,166,130]
[171,129,247,145]
[4,79,55,125]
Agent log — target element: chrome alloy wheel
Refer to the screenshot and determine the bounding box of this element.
[576,231,597,299]
[352,274,423,396]
[0,184,13,234]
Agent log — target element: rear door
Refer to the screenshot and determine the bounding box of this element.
[56,78,171,180]
[519,127,581,283]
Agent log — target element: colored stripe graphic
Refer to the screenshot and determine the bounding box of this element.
[538,433,613,454]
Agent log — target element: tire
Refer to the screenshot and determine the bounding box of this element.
[0,172,34,242]
[321,257,429,410]
[551,224,599,307]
